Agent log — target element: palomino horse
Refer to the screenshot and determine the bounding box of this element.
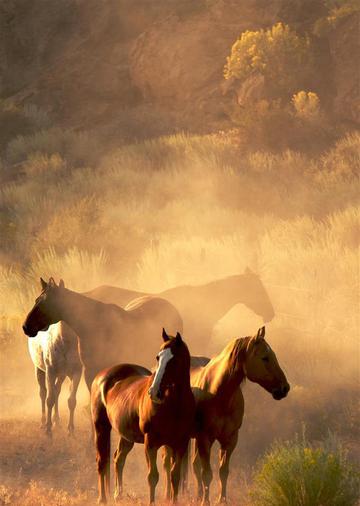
[164,326,290,505]
[91,329,195,504]
[28,321,82,436]
[84,268,275,352]
[23,278,183,390]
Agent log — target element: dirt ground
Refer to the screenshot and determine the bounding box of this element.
[0,406,249,506]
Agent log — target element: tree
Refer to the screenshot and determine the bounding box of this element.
[224,23,313,100]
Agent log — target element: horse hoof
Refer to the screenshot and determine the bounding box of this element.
[97,498,106,504]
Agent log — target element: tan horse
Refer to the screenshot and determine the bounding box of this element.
[91,329,195,504]
[84,268,275,353]
[28,321,82,436]
[23,278,183,390]
[164,326,290,505]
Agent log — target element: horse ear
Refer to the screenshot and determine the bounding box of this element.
[256,326,265,341]
[175,332,183,343]
[48,277,56,287]
[162,328,170,342]
[40,277,47,290]
[59,279,65,289]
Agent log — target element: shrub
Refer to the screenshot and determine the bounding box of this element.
[27,247,112,292]
[23,152,66,177]
[314,0,360,35]
[224,23,313,100]
[6,128,101,166]
[292,91,320,120]
[22,104,51,129]
[251,433,360,506]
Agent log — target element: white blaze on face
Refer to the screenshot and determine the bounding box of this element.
[149,348,174,401]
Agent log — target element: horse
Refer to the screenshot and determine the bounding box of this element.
[163,326,290,505]
[91,328,195,504]
[28,321,82,436]
[22,278,183,391]
[84,268,275,353]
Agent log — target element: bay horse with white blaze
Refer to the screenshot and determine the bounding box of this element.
[164,326,290,505]
[23,278,183,390]
[91,329,195,504]
[28,321,82,436]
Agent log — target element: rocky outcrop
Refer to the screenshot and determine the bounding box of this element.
[129,1,280,108]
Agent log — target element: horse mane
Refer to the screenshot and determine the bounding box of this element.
[227,335,252,378]
[194,336,252,395]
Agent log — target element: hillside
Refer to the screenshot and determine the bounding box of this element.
[0,0,359,141]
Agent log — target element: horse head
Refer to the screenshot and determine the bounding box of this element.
[241,268,275,323]
[148,328,191,404]
[22,277,65,337]
[244,326,290,400]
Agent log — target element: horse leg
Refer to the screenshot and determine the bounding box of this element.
[67,370,81,435]
[53,374,66,427]
[36,367,47,428]
[181,441,191,496]
[113,437,134,502]
[193,441,203,501]
[162,446,172,501]
[45,368,57,437]
[170,445,187,503]
[218,433,238,503]
[145,435,159,505]
[94,418,111,504]
[84,367,97,392]
[197,436,214,506]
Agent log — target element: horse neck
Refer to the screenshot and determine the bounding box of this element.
[201,275,249,320]
[175,367,192,400]
[55,289,125,336]
[198,337,249,397]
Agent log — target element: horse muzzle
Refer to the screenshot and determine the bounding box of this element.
[272,383,290,400]
[22,324,37,338]
[148,387,165,404]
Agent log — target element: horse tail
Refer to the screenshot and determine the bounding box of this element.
[91,373,112,499]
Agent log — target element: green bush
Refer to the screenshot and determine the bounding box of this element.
[224,23,314,100]
[251,433,360,506]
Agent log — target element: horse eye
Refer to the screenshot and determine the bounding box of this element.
[262,356,269,363]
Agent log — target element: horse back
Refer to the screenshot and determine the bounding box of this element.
[84,285,145,306]
[125,296,183,335]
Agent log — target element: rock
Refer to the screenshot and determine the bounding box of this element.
[328,11,360,124]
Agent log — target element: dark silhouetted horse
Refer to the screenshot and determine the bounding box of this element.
[23,278,183,391]
[84,268,275,352]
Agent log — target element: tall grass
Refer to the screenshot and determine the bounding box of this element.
[0,131,358,377]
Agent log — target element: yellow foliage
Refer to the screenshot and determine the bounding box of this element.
[224,22,313,99]
[292,90,320,119]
